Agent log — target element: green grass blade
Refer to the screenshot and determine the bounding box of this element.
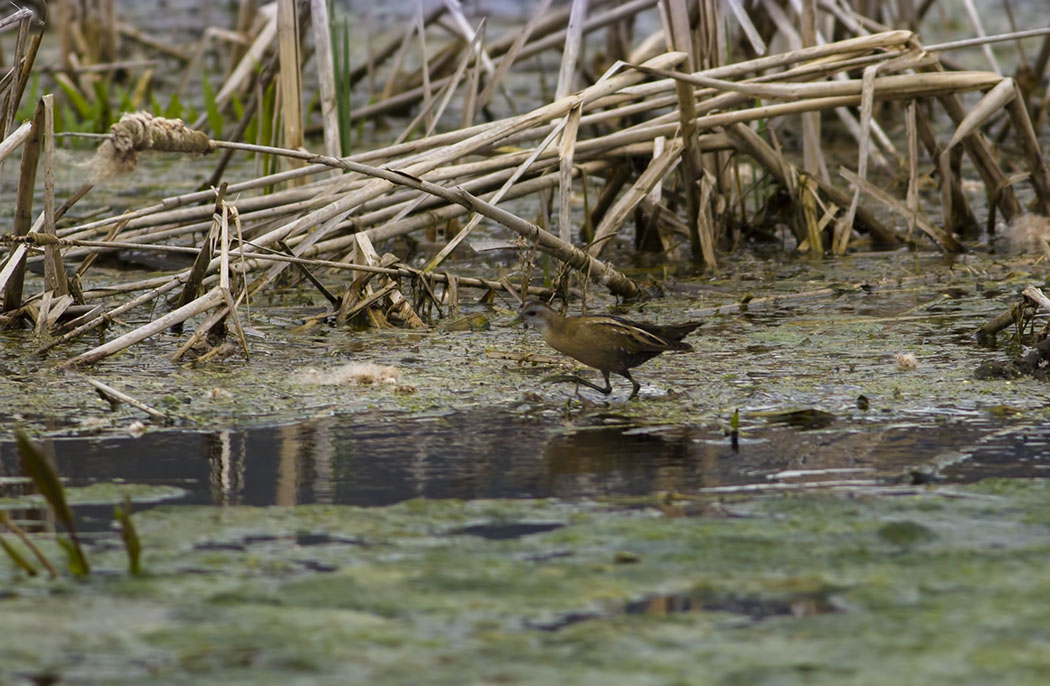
[0,533,38,576]
[16,430,74,528]
[0,510,56,577]
[16,72,39,122]
[56,537,90,577]
[202,69,222,139]
[114,496,142,575]
[55,77,93,120]
[15,429,90,576]
[164,92,183,119]
[91,79,112,131]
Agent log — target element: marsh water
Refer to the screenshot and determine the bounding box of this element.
[3,242,1050,530]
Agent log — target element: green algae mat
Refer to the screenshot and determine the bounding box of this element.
[2,478,1049,684]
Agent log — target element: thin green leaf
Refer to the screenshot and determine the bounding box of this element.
[56,536,90,577]
[0,533,38,576]
[201,69,222,139]
[16,72,40,121]
[16,430,74,529]
[91,79,112,131]
[116,85,133,117]
[0,510,56,577]
[164,92,183,120]
[16,429,90,576]
[114,496,142,576]
[55,77,93,119]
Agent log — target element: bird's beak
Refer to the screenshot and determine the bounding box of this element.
[508,314,524,327]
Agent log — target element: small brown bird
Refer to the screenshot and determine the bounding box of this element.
[517,301,700,400]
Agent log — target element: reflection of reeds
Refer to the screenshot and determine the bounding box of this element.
[0,2,1049,365]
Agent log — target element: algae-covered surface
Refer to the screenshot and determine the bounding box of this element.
[2,479,1050,684]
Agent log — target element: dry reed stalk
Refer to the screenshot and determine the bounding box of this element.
[228,0,260,78]
[354,232,424,328]
[659,0,707,264]
[2,98,43,314]
[393,17,487,145]
[838,167,961,252]
[116,21,192,62]
[415,4,434,133]
[800,0,826,185]
[201,3,277,128]
[41,94,68,300]
[36,274,189,356]
[353,0,657,123]
[474,0,553,114]
[172,188,224,326]
[0,10,32,140]
[56,0,73,71]
[1003,80,1050,216]
[959,0,1001,75]
[910,98,978,233]
[5,28,42,138]
[422,117,568,273]
[555,0,589,102]
[60,101,711,247]
[0,245,27,298]
[905,101,919,241]
[1021,286,1050,316]
[0,7,34,33]
[588,138,684,257]
[724,122,899,248]
[86,379,169,421]
[276,0,305,186]
[929,81,1023,222]
[362,159,614,246]
[426,18,486,137]
[0,121,32,164]
[556,103,583,245]
[63,287,226,367]
[833,61,882,255]
[724,0,765,55]
[308,0,338,161]
[351,4,444,89]
[174,26,250,101]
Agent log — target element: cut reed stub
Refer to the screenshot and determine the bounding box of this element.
[91,111,213,179]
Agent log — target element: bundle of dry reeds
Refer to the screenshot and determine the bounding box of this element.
[1,0,1048,367]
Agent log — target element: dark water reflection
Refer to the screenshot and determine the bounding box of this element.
[0,411,734,517]
[2,409,1048,531]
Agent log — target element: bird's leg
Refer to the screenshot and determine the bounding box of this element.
[622,371,641,400]
[544,371,612,395]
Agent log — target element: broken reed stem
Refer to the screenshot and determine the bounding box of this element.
[86,378,170,421]
[63,288,226,367]
[2,98,43,314]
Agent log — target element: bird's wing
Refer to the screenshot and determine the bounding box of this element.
[585,316,674,351]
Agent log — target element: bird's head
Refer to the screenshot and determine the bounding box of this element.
[517,301,557,333]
